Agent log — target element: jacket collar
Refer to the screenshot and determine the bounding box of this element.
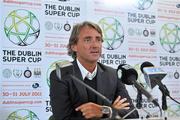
[72,60,106,105]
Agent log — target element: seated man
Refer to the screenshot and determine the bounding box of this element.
[50,21,139,120]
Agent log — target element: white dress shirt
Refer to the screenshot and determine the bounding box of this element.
[76,59,97,80]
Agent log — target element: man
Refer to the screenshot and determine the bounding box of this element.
[50,21,139,120]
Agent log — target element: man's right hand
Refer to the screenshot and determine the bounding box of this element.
[112,96,130,110]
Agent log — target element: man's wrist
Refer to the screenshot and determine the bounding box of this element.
[101,106,112,118]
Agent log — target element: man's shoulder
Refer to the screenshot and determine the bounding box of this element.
[97,62,116,72]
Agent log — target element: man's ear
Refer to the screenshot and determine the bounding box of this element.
[71,45,77,52]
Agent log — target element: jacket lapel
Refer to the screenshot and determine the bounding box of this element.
[96,64,106,105]
[72,61,109,105]
[72,61,88,103]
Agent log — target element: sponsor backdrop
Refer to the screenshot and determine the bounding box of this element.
[1,0,180,119]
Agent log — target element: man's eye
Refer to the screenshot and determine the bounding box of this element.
[84,38,91,42]
[97,38,102,42]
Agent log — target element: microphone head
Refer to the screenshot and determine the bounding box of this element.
[56,60,73,80]
[117,64,138,85]
[140,61,167,89]
[140,61,154,73]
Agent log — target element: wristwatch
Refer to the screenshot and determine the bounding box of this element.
[101,106,112,118]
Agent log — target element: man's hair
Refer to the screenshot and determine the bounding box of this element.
[67,21,103,59]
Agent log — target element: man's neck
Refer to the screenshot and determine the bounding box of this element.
[77,59,97,73]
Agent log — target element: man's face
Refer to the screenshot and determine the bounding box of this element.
[72,26,102,64]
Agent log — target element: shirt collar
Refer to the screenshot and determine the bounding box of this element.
[76,59,97,80]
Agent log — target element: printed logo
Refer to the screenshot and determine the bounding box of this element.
[2,68,12,78]
[64,22,71,31]
[176,4,180,8]
[34,68,41,78]
[128,27,156,38]
[167,104,180,117]
[7,109,39,120]
[134,0,153,10]
[4,9,40,46]
[32,83,40,88]
[98,17,124,50]
[24,67,32,78]
[45,21,53,31]
[159,23,180,53]
[174,71,179,79]
[54,22,63,31]
[45,21,71,32]
[13,69,22,78]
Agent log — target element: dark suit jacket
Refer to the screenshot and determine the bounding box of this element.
[50,60,139,120]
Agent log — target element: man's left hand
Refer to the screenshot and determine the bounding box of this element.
[75,102,103,119]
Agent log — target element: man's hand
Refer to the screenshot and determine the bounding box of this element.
[112,96,130,110]
[75,102,103,119]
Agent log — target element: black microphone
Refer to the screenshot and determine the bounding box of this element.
[140,61,171,112]
[117,64,159,107]
[141,62,180,109]
[140,61,169,96]
[55,61,112,106]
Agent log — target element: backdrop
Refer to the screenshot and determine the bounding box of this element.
[1,0,180,119]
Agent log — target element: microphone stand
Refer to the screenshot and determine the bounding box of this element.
[159,85,169,120]
[136,89,144,119]
[136,88,142,109]
[135,85,153,119]
[162,93,167,120]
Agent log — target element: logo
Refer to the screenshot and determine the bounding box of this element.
[167,104,180,117]
[45,21,53,31]
[128,27,156,38]
[174,70,179,79]
[45,21,71,32]
[2,68,12,78]
[32,83,40,88]
[176,4,180,8]
[159,23,180,53]
[4,9,40,46]
[134,0,153,10]
[54,22,62,31]
[149,41,155,46]
[24,67,32,78]
[98,17,124,50]
[34,68,41,78]
[64,22,71,31]
[7,109,39,120]
[13,69,22,78]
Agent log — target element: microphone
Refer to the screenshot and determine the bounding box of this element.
[140,62,169,96]
[117,64,159,107]
[141,62,180,110]
[55,60,74,80]
[55,61,112,106]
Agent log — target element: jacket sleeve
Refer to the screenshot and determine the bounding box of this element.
[50,70,86,120]
[49,70,73,120]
